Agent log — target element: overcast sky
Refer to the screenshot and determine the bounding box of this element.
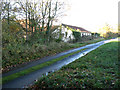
[60,0,119,32]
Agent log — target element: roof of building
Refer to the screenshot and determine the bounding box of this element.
[62,24,91,33]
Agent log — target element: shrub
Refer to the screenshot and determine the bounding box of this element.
[72,31,81,42]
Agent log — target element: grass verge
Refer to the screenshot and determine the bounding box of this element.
[69,38,104,48]
[30,41,119,88]
[2,38,104,73]
[2,48,86,84]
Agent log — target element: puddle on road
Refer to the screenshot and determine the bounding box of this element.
[39,39,113,79]
[39,41,105,79]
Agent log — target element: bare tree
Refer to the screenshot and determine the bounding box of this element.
[46,0,64,42]
[41,0,48,31]
[2,0,65,43]
[1,0,11,30]
[25,0,28,37]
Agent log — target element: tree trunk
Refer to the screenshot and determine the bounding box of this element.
[41,19,44,31]
[8,1,10,31]
[26,0,28,41]
[28,10,30,33]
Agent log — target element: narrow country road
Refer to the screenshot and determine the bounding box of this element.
[2,38,118,88]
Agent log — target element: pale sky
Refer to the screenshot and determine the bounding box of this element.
[60,0,119,32]
[10,0,119,32]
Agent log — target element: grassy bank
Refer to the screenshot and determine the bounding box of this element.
[2,48,86,84]
[30,41,119,88]
[2,38,104,73]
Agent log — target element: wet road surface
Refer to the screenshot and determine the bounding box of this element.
[2,38,118,88]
